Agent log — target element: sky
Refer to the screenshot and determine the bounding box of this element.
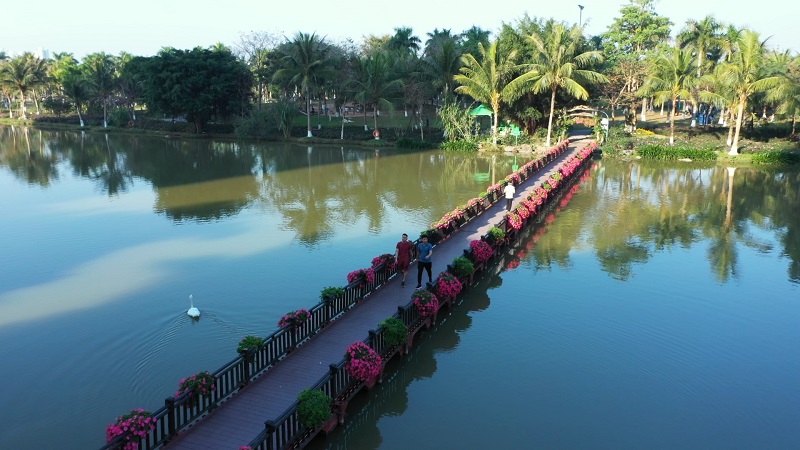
[2,0,797,59]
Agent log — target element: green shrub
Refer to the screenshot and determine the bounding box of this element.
[296,389,331,429]
[396,138,438,149]
[109,107,132,127]
[379,317,407,347]
[441,141,479,152]
[237,335,265,353]
[488,227,505,241]
[751,150,800,165]
[636,144,717,161]
[320,286,345,301]
[451,256,475,278]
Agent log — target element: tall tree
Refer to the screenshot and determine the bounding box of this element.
[61,72,90,126]
[351,52,404,132]
[388,27,421,57]
[640,46,697,145]
[273,32,330,138]
[81,53,117,127]
[454,41,536,145]
[603,0,672,56]
[527,23,607,146]
[421,36,463,99]
[0,53,47,119]
[460,26,491,58]
[678,15,723,77]
[717,30,783,154]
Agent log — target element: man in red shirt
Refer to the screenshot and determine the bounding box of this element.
[394,233,414,288]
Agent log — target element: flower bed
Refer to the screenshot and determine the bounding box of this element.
[278,308,311,328]
[435,272,463,298]
[346,268,376,285]
[345,341,382,382]
[175,371,216,400]
[412,289,439,317]
[469,239,493,263]
[371,253,396,272]
[507,212,523,230]
[106,409,157,450]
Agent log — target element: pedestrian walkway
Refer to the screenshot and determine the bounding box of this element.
[167,131,593,449]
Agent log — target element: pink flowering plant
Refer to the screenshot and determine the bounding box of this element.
[175,371,216,401]
[345,341,382,382]
[412,289,439,317]
[467,197,485,210]
[278,308,311,328]
[105,408,156,449]
[371,253,396,272]
[487,183,502,195]
[347,268,376,285]
[515,204,531,220]
[506,172,521,186]
[507,212,523,230]
[435,272,463,298]
[470,239,494,263]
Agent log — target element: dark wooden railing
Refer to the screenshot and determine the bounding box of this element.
[101,139,582,450]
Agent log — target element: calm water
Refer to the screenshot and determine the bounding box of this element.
[0,127,515,449]
[1,127,799,449]
[316,160,800,450]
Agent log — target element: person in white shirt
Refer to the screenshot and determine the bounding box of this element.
[503,183,515,211]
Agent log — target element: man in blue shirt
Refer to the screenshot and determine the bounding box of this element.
[416,235,433,289]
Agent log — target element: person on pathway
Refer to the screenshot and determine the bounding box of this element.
[394,233,414,288]
[503,182,516,211]
[416,235,433,289]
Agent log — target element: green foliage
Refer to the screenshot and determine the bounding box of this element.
[379,317,407,347]
[43,96,72,116]
[488,227,505,240]
[451,256,475,277]
[131,48,252,133]
[438,101,477,142]
[235,100,299,139]
[396,138,438,150]
[751,151,800,165]
[109,107,131,127]
[237,335,265,353]
[441,141,479,152]
[296,389,331,429]
[602,0,672,57]
[636,144,717,161]
[320,286,345,300]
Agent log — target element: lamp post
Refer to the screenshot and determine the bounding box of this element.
[578,4,584,27]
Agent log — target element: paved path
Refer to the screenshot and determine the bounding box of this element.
[167,131,592,449]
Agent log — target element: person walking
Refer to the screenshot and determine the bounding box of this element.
[503,182,516,211]
[394,233,414,288]
[416,235,433,289]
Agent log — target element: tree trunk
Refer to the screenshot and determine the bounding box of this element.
[19,89,27,119]
[546,89,556,147]
[729,99,745,155]
[373,105,378,135]
[103,98,108,128]
[33,89,41,115]
[76,105,84,127]
[340,107,345,139]
[669,97,676,146]
[640,97,647,122]
[726,113,734,146]
[305,91,313,137]
[491,101,500,146]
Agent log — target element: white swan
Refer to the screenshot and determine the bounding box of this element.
[187,294,200,318]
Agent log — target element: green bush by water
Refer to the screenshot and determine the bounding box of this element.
[637,145,717,161]
[441,141,479,152]
[751,151,800,165]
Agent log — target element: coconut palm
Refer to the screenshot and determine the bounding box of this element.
[0,53,47,119]
[61,73,90,127]
[640,46,697,145]
[273,32,330,138]
[454,41,536,145]
[716,30,783,154]
[388,27,421,57]
[526,24,607,147]
[420,37,462,99]
[766,57,800,135]
[82,53,117,127]
[351,52,404,133]
[678,16,723,77]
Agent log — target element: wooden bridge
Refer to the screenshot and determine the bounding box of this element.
[102,132,596,450]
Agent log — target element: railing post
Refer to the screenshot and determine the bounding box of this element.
[242,351,252,385]
[368,329,378,349]
[165,396,176,442]
[265,420,276,450]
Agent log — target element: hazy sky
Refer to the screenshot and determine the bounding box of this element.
[3,0,797,59]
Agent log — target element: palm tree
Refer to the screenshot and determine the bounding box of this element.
[0,53,47,119]
[82,53,117,127]
[678,16,722,77]
[273,32,330,138]
[716,30,782,154]
[388,27,421,57]
[420,37,463,99]
[61,73,90,127]
[640,46,697,145]
[526,24,607,147]
[766,56,800,135]
[351,52,404,133]
[454,41,536,145]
